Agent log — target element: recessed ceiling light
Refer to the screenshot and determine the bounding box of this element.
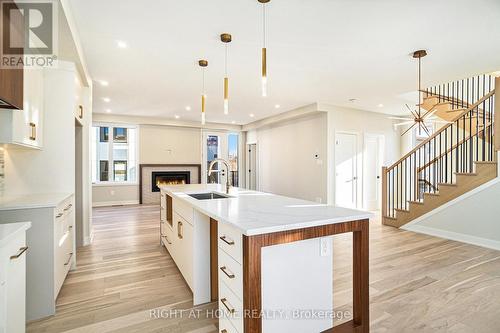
[105,109,112,113]
[185,106,191,111]
[100,80,109,87]
[174,115,180,119]
[249,113,255,118]
[103,97,111,103]
[231,120,236,124]
[275,104,281,109]
[117,40,128,49]
[378,103,384,108]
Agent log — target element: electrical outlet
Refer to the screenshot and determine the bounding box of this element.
[320,237,332,257]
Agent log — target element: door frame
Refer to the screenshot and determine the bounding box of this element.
[362,133,385,211]
[334,131,360,208]
[245,142,259,191]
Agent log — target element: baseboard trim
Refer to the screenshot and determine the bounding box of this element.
[403,224,500,251]
[83,231,94,246]
[92,200,139,208]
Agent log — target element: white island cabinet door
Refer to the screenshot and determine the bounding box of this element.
[4,232,28,333]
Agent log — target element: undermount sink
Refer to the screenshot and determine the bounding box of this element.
[188,192,232,200]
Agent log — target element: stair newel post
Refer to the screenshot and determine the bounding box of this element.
[381,166,388,217]
[495,76,500,151]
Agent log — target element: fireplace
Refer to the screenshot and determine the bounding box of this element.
[151,171,191,192]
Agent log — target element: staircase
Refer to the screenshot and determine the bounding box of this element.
[382,75,499,228]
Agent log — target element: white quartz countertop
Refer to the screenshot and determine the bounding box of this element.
[0,222,31,248]
[0,193,73,211]
[161,184,372,236]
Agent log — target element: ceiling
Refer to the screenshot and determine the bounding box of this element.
[69,0,500,125]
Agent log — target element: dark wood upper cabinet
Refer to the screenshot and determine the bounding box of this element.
[0,0,24,110]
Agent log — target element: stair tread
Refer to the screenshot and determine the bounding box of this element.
[475,161,497,164]
[438,183,457,187]
[395,208,410,213]
[383,215,397,220]
[408,200,424,205]
[455,172,478,176]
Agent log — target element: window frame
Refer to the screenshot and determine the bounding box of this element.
[92,122,139,186]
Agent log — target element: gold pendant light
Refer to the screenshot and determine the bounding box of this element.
[221,33,232,115]
[258,0,270,97]
[199,59,208,125]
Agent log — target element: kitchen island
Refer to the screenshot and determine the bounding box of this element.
[159,184,371,333]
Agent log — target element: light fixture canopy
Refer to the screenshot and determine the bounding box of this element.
[221,33,232,115]
[199,59,208,125]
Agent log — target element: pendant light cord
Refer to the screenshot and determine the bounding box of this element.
[225,44,228,76]
[263,4,266,48]
[418,56,421,117]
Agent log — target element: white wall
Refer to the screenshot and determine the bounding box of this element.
[324,104,400,207]
[247,113,328,202]
[92,123,202,206]
[403,167,500,251]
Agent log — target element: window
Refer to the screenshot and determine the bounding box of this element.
[203,131,240,187]
[228,133,239,187]
[92,125,137,183]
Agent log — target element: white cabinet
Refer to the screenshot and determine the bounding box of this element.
[0,194,75,321]
[0,222,31,333]
[53,197,75,298]
[217,222,244,333]
[0,68,44,149]
[160,191,211,305]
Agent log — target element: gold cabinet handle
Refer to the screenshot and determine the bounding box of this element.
[219,235,234,246]
[78,105,83,119]
[220,298,235,314]
[64,204,73,211]
[29,122,36,141]
[161,235,172,244]
[64,253,73,266]
[10,246,28,260]
[220,266,235,279]
[56,213,64,219]
[221,330,228,333]
[177,221,183,239]
[68,225,73,231]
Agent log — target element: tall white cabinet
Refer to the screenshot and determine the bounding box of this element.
[0,222,31,333]
[0,67,44,149]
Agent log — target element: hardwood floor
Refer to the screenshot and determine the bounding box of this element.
[27,205,500,332]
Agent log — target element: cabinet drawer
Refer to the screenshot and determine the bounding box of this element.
[54,231,73,299]
[161,222,174,255]
[218,222,242,264]
[219,316,239,333]
[218,279,243,333]
[173,199,193,225]
[218,249,243,300]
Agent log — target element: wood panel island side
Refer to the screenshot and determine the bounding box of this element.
[159,184,371,333]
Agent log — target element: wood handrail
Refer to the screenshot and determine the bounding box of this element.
[387,90,495,171]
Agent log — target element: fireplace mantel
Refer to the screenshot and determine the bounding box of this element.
[139,164,201,204]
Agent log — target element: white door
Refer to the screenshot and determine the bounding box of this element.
[247,144,257,190]
[364,135,384,211]
[202,132,240,188]
[335,133,358,208]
